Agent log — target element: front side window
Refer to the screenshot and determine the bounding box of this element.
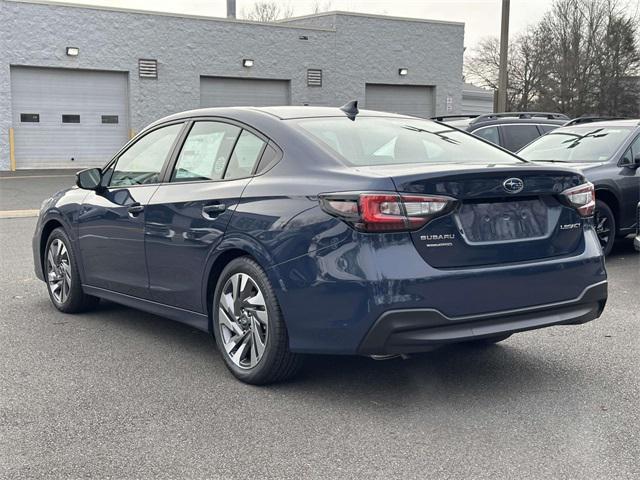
[500,124,541,151]
[474,126,500,146]
[172,122,240,182]
[519,126,635,163]
[110,123,183,186]
[294,117,522,166]
[224,130,266,179]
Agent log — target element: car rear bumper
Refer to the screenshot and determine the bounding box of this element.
[357,281,607,355]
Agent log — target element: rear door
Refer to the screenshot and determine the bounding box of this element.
[617,133,640,229]
[144,120,269,312]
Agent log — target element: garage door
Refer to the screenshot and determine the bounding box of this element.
[10,67,129,169]
[365,84,435,118]
[200,77,290,108]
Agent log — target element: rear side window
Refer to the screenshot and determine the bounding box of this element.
[172,122,240,182]
[295,117,522,166]
[500,124,541,151]
[538,124,558,134]
[110,123,183,186]
[224,130,266,179]
[474,126,500,146]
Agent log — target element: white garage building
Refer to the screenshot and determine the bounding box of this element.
[0,0,465,170]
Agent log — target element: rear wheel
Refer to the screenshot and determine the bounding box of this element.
[212,257,302,385]
[44,228,99,313]
[594,200,616,256]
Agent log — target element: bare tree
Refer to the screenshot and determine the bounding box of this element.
[465,0,640,116]
[311,0,333,14]
[241,1,294,22]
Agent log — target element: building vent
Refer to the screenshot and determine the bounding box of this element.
[138,59,158,79]
[307,69,322,87]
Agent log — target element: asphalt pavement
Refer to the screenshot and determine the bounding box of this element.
[0,176,639,479]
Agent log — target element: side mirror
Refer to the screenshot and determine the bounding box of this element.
[76,168,103,190]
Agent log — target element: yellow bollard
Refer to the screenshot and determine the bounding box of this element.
[9,127,16,171]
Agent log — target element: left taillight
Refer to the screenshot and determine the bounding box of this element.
[319,192,457,232]
[562,182,595,217]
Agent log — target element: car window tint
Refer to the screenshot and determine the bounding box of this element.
[539,124,558,134]
[172,122,241,182]
[110,124,183,186]
[630,134,640,157]
[474,126,500,145]
[501,125,541,151]
[224,130,266,180]
[295,117,522,166]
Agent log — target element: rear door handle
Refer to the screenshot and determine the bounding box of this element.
[202,203,226,219]
[128,203,144,215]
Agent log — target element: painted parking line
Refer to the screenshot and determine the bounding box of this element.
[0,209,40,219]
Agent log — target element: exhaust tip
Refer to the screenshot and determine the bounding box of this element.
[369,354,410,361]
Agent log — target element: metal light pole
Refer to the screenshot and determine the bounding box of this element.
[497,0,510,112]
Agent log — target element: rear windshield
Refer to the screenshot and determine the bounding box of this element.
[293,117,522,166]
[518,126,634,162]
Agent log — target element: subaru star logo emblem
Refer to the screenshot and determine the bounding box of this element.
[503,177,524,194]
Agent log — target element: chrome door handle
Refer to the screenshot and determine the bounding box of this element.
[202,203,226,219]
[128,203,144,215]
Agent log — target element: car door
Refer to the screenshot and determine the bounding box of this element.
[144,120,269,312]
[77,122,185,297]
[617,133,640,230]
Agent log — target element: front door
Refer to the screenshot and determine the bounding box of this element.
[77,122,185,297]
[144,121,268,312]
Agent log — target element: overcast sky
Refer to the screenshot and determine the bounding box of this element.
[45,0,639,51]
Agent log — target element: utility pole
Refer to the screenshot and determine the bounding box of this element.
[497,0,510,112]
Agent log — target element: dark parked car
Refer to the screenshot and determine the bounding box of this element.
[519,120,640,255]
[635,203,640,251]
[34,105,608,384]
[433,112,569,152]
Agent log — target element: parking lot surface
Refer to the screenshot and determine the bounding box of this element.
[0,176,639,479]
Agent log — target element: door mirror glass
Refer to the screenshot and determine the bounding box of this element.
[76,168,102,190]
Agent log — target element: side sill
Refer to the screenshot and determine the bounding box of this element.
[83,285,210,332]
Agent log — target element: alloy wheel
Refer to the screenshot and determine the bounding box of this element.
[595,210,611,249]
[46,239,72,304]
[218,273,268,369]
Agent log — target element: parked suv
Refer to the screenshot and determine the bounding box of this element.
[34,105,607,384]
[519,120,640,255]
[434,112,569,152]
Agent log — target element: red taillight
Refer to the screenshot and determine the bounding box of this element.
[562,182,595,217]
[320,192,457,232]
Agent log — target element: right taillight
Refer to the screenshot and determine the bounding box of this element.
[562,182,595,217]
[319,192,457,232]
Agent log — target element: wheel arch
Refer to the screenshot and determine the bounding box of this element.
[595,187,620,234]
[202,234,280,334]
[39,218,65,274]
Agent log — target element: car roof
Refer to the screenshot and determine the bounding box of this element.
[150,105,416,126]
[467,118,567,130]
[558,119,640,128]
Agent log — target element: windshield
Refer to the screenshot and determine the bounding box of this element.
[518,126,634,163]
[294,117,523,166]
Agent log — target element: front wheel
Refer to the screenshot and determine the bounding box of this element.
[212,257,302,385]
[44,228,99,313]
[594,200,616,256]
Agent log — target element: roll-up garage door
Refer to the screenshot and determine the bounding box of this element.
[10,67,129,169]
[365,84,435,118]
[200,77,290,108]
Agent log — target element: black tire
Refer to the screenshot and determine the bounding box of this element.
[212,257,302,385]
[464,333,512,346]
[594,200,616,256]
[44,228,100,313]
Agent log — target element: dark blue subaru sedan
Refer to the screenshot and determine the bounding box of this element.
[33,104,607,384]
